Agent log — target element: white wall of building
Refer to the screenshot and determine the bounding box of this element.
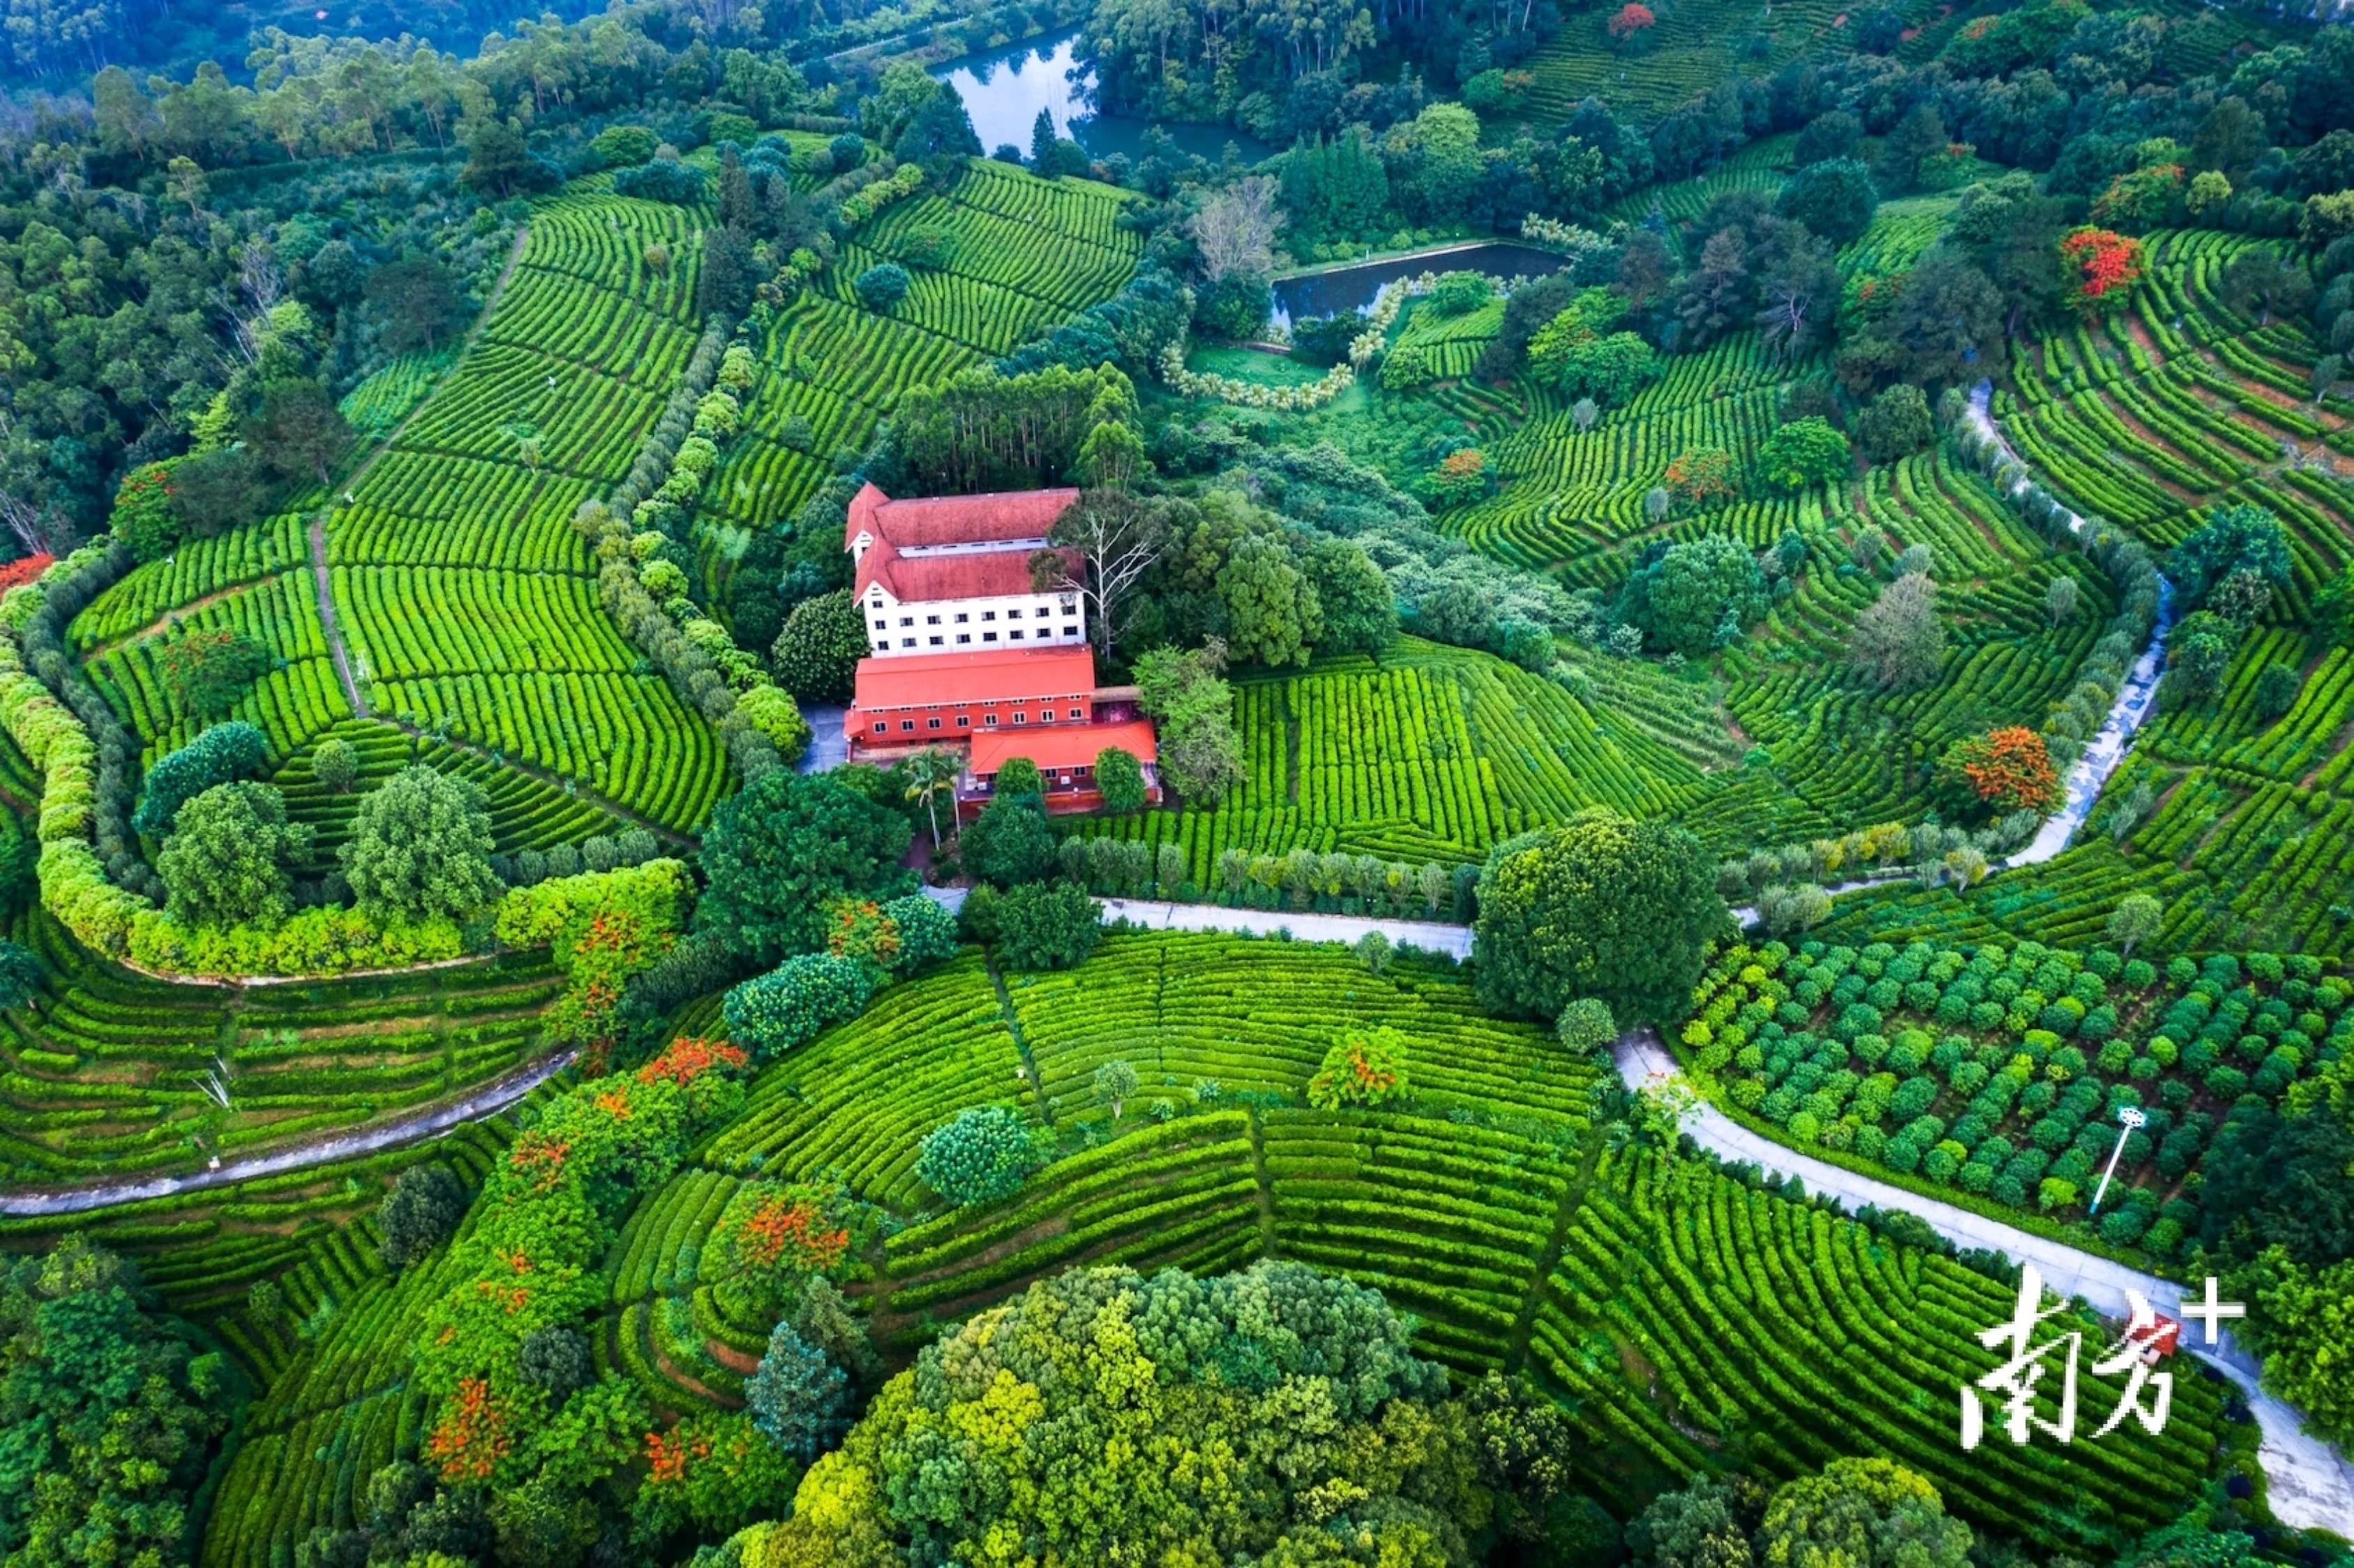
[864,587,1087,655]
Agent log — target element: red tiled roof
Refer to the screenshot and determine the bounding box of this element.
[971,718,1157,773]
[849,644,1097,711]
[857,541,1079,603]
[844,483,1079,552]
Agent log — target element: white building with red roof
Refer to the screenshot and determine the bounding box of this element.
[845,482,1088,656]
[840,485,1157,815]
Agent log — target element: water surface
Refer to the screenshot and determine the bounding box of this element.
[1272,241,1570,326]
[934,30,1273,165]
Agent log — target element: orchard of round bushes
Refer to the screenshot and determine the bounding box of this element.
[1679,937,2351,1255]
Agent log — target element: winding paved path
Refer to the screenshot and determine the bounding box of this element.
[916,885,1476,957]
[1963,382,2178,867]
[0,1050,573,1218]
[1614,1030,2354,1532]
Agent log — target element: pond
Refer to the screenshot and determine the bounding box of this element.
[933,29,1274,167]
[1272,242,1572,327]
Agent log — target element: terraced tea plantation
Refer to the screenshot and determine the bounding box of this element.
[1813,231,2354,960]
[195,932,2221,1568]
[708,160,1141,534]
[1066,638,1714,873]
[0,911,561,1183]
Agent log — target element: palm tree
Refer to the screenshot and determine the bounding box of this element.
[904,747,961,854]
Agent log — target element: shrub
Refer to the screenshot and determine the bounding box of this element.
[856,263,911,310]
[724,954,879,1060]
[614,156,706,203]
[1307,1026,1409,1110]
[379,1165,467,1269]
[915,1106,1045,1207]
[736,686,814,764]
[991,880,1102,971]
[312,737,359,794]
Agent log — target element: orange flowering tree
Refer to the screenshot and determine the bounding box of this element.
[709,1177,874,1320]
[1427,448,1494,507]
[636,1410,797,1539]
[1607,1,1656,47]
[1307,1025,1409,1110]
[2058,227,2145,313]
[1663,447,1737,507]
[825,897,903,971]
[637,1034,751,1121]
[423,1377,515,1483]
[410,1043,747,1495]
[495,859,690,1073]
[1935,726,2064,818]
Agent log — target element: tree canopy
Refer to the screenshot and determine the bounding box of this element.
[729,1261,1473,1565]
[0,1239,229,1568]
[696,771,913,963]
[1474,809,1725,1025]
[340,765,502,926]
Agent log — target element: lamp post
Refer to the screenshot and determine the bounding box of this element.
[2088,1104,2147,1216]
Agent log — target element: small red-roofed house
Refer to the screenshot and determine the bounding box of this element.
[839,485,1156,813]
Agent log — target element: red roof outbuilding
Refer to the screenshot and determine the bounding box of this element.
[970,718,1157,774]
[848,644,1097,713]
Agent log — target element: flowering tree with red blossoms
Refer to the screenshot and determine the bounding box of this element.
[1607,2,1656,47]
[2059,227,2145,314]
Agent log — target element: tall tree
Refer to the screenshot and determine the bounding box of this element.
[1474,808,1724,1025]
[246,379,351,485]
[1030,490,1170,661]
[1849,572,1944,691]
[156,781,315,927]
[695,771,911,962]
[341,765,502,925]
[1029,107,1058,171]
[366,254,469,356]
[1187,176,1283,282]
[1677,227,1751,347]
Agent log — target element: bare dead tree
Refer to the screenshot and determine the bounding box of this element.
[1030,490,1169,663]
[1186,175,1282,282]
